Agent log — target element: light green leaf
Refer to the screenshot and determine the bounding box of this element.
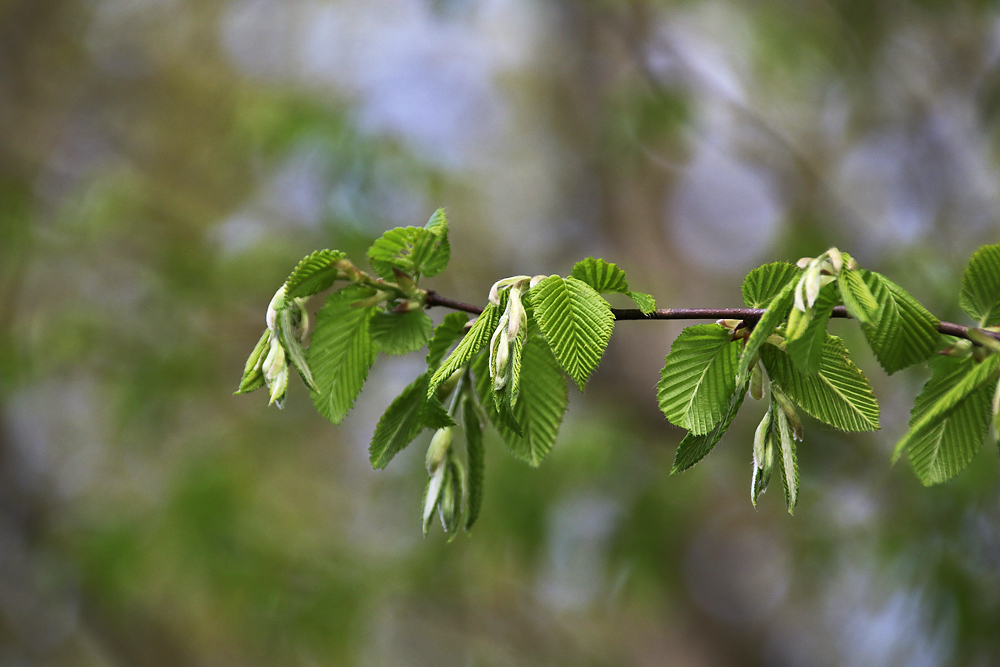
[473,334,568,466]
[785,282,839,375]
[277,306,318,391]
[671,378,750,475]
[367,213,450,280]
[861,270,940,374]
[742,262,800,308]
[629,291,657,315]
[571,257,631,293]
[463,395,485,531]
[774,400,799,514]
[426,313,470,370]
[960,244,1000,326]
[369,309,434,356]
[308,286,377,424]
[761,335,880,432]
[532,275,615,391]
[235,328,270,394]
[428,302,501,398]
[751,407,775,506]
[369,374,432,469]
[896,354,1000,484]
[657,324,740,434]
[736,278,797,386]
[284,249,346,299]
[837,267,877,326]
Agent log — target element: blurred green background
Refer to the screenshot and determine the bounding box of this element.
[2,0,1000,665]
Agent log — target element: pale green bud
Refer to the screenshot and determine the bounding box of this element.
[425,427,453,473]
[266,285,287,331]
[827,247,843,274]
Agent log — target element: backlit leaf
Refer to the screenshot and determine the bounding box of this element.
[960,244,1000,326]
[742,262,800,308]
[369,309,434,356]
[861,271,940,374]
[657,324,740,434]
[284,249,346,299]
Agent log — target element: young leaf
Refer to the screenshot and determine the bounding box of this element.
[426,313,470,370]
[235,329,270,395]
[532,275,615,391]
[308,286,378,424]
[428,302,501,398]
[657,324,740,434]
[785,282,839,376]
[367,211,450,280]
[774,400,799,513]
[473,334,569,467]
[369,310,434,356]
[369,374,433,469]
[671,378,750,475]
[960,244,1000,326]
[742,262,800,308]
[570,257,656,313]
[277,306,318,391]
[736,278,797,386]
[284,249,346,299]
[837,267,877,326]
[760,335,880,432]
[463,395,485,531]
[861,271,940,374]
[751,407,775,506]
[628,291,657,315]
[896,354,1000,485]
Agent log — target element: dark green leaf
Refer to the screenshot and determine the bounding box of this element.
[369,309,434,356]
[960,244,1000,326]
[657,324,740,434]
[671,378,750,475]
[369,374,432,469]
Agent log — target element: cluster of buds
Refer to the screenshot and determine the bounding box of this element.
[422,427,466,535]
[752,387,802,506]
[794,248,855,313]
[487,275,546,393]
[244,285,312,408]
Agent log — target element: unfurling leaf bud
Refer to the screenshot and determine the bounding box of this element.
[262,335,288,406]
[422,464,446,536]
[439,461,462,534]
[425,427,453,473]
[827,247,843,275]
[392,267,418,297]
[750,362,764,400]
[266,285,287,331]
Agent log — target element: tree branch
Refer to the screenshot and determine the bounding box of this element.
[423,291,1000,344]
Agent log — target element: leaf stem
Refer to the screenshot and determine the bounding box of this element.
[424,292,1000,345]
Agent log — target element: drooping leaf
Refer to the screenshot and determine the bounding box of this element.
[657,324,740,434]
[463,394,485,531]
[837,267,877,326]
[473,334,568,467]
[235,329,270,394]
[785,281,839,376]
[367,212,450,280]
[277,306,318,391]
[960,244,1000,326]
[861,271,940,374]
[671,378,750,475]
[426,313,470,370]
[308,286,377,424]
[774,400,799,513]
[369,309,434,356]
[736,278,797,386]
[284,249,346,299]
[895,354,1000,485]
[571,257,631,294]
[532,275,615,391]
[760,335,880,432]
[751,407,775,506]
[428,300,501,398]
[742,262,800,308]
[369,374,432,469]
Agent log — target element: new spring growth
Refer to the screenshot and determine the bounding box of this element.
[425,427,453,474]
[488,276,536,391]
[794,249,843,313]
[261,285,290,406]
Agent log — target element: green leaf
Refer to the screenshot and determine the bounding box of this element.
[463,395,485,531]
[235,328,270,394]
[532,275,615,391]
[736,278,797,386]
[657,324,740,434]
[308,286,378,424]
[671,378,750,475]
[751,407,775,506]
[428,302,501,398]
[774,400,799,514]
[628,291,657,315]
[571,257,631,293]
[369,374,432,469]
[426,313,470,370]
[895,354,1000,484]
[837,267,877,326]
[369,309,434,356]
[785,282,839,375]
[960,244,1000,326]
[367,212,450,280]
[860,270,940,374]
[761,335,880,432]
[284,249,346,299]
[742,262,800,308]
[473,334,569,466]
[277,306,318,392]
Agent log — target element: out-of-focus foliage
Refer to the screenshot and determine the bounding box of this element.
[2,0,1000,665]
